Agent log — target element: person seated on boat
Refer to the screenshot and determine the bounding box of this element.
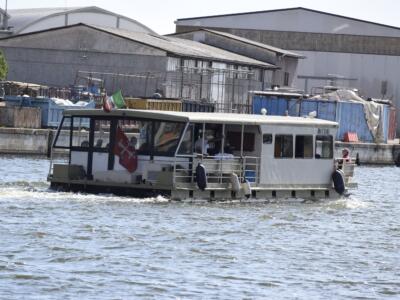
[214,145,234,160]
[195,135,210,155]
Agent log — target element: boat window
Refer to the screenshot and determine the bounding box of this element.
[136,120,153,155]
[154,121,185,155]
[93,119,110,150]
[53,117,71,148]
[178,124,193,155]
[263,134,273,144]
[315,135,333,159]
[226,131,255,152]
[72,117,90,149]
[295,135,313,158]
[274,135,293,158]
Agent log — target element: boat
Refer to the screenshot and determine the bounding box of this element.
[48,109,356,201]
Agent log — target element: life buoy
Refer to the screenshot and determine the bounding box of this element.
[332,169,345,195]
[242,179,252,199]
[195,163,207,191]
[230,173,241,192]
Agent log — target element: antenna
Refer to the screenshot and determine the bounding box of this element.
[4,0,8,30]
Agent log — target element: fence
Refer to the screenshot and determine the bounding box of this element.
[77,67,263,113]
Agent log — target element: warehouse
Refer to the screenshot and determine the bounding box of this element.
[170,28,304,88]
[175,7,400,134]
[0,22,276,112]
[0,6,155,37]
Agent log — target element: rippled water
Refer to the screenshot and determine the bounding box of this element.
[0,155,399,299]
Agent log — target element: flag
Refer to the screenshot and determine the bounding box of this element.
[102,94,112,113]
[113,127,137,173]
[110,90,126,109]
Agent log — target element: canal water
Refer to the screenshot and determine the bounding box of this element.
[0,155,399,299]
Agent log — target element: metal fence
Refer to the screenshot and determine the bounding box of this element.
[77,67,264,113]
[1,67,265,114]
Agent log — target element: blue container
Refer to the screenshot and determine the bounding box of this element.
[4,96,95,128]
[317,101,336,121]
[300,100,318,117]
[244,170,256,183]
[288,99,300,116]
[336,102,374,142]
[252,95,292,116]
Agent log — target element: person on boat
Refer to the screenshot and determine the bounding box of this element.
[130,136,138,149]
[195,135,209,155]
[342,148,351,162]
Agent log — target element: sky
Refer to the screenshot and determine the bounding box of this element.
[2,0,400,34]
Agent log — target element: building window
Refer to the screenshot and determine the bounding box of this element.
[167,57,180,71]
[315,135,333,159]
[295,135,313,158]
[274,135,293,158]
[284,72,290,86]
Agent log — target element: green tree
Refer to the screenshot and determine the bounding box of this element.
[0,50,8,80]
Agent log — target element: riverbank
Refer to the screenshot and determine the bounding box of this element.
[0,127,399,165]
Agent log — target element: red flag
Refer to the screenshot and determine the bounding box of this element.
[113,127,137,172]
[102,94,112,113]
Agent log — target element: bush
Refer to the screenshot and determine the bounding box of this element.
[0,50,8,80]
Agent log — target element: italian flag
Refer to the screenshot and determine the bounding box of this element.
[102,89,126,112]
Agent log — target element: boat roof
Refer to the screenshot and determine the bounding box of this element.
[64,109,338,127]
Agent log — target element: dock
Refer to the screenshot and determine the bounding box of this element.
[1,127,399,165]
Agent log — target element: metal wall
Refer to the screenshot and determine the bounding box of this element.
[176,9,400,38]
[295,50,400,136]
[336,102,374,142]
[252,94,392,143]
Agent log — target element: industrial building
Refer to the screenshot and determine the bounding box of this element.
[0,6,155,37]
[175,7,400,134]
[0,21,278,112]
[170,28,304,88]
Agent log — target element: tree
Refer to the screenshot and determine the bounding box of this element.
[0,50,8,80]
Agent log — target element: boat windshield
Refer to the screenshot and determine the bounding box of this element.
[53,115,187,157]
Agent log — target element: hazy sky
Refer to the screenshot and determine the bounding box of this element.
[3,0,400,34]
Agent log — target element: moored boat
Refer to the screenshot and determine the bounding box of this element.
[48,109,356,200]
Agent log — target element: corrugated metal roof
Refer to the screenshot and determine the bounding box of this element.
[203,29,304,58]
[176,7,400,32]
[7,6,155,34]
[172,29,304,58]
[91,25,277,68]
[64,109,338,127]
[8,7,77,33]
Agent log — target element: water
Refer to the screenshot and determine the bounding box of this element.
[0,155,399,299]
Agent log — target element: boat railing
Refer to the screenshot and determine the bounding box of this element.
[335,158,356,183]
[173,154,260,188]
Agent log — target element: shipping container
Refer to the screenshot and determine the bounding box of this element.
[125,98,182,111]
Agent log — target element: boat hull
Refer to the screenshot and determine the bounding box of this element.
[49,178,342,201]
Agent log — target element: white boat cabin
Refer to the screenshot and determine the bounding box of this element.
[49,109,355,200]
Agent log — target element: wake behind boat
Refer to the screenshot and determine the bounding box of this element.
[48,109,356,200]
